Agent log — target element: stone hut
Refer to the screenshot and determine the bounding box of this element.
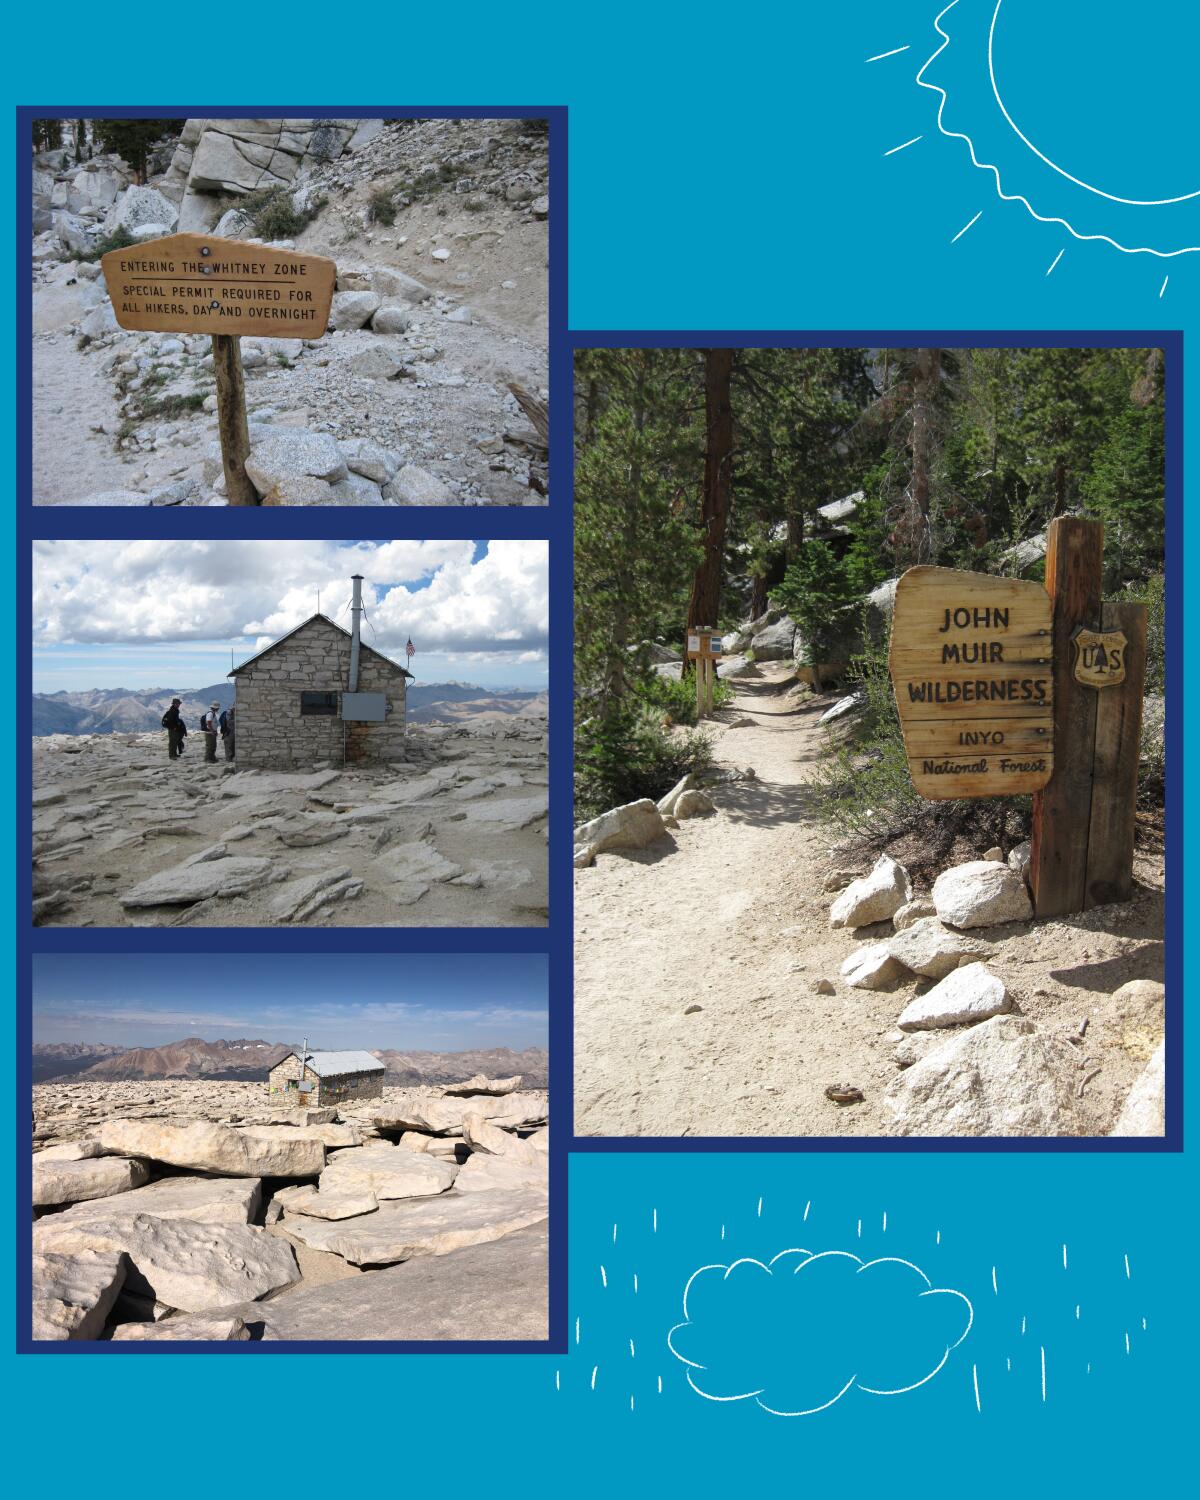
[228,610,413,769]
[267,1048,385,1109]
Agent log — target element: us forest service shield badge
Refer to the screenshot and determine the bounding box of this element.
[1072,627,1127,688]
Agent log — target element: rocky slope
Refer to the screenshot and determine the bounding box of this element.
[31,118,548,506]
[32,717,548,929]
[32,1077,549,1341]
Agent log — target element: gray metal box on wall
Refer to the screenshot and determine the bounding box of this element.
[341,692,387,722]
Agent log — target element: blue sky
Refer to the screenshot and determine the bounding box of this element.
[32,952,548,1051]
[32,538,548,693]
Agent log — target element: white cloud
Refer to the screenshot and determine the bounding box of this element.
[32,540,548,662]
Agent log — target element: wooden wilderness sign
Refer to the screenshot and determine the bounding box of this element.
[889,567,1055,799]
[100,234,337,505]
[100,233,336,338]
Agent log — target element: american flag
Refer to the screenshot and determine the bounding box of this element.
[406,638,416,660]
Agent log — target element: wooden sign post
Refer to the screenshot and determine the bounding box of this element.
[686,628,722,718]
[888,517,1147,917]
[1029,517,1145,915]
[100,233,337,506]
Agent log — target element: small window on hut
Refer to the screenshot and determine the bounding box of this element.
[300,691,339,716]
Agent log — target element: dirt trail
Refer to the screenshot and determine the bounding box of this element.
[33,335,137,500]
[573,663,1164,1139]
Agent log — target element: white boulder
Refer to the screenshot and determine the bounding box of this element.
[896,962,1011,1030]
[887,917,990,979]
[932,860,1033,929]
[829,854,912,929]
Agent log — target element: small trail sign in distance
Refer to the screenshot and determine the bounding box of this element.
[101,233,336,338]
[889,566,1054,799]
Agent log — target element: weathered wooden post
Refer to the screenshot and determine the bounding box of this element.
[888,517,1147,919]
[100,233,336,507]
[211,332,256,504]
[1030,516,1145,914]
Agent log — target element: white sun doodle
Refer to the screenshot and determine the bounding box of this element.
[874,0,1200,263]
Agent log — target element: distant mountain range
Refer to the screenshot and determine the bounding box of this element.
[33,1038,549,1088]
[32,682,546,735]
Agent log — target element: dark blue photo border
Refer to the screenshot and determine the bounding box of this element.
[15,103,571,1356]
[562,328,1182,1160]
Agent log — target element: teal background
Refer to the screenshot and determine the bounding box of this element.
[6,1,1194,1492]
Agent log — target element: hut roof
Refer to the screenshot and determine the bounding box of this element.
[279,1049,385,1076]
[228,613,413,679]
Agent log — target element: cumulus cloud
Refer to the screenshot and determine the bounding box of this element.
[668,1249,973,1416]
[31,539,548,663]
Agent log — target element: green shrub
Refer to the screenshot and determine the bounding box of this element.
[240,186,324,241]
[575,706,714,821]
[636,669,733,727]
[369,187,397,226]
[80,225,136,262]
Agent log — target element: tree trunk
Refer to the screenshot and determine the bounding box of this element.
[686,348,734,648]
[908,346,939,562]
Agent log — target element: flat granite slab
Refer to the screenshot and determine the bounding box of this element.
[238,1223,548,1341]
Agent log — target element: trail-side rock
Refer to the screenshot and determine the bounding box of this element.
[656,774,694,816]
[749,616,797,660]
[1110,1043,1166,1136]
[120,856,280,908]
[33,1215,301,1313]
[892,898,937,932]
[104,185,178,235]
[339,437,397,483]
[269,867,362,922]
[245,430,349,497]
[95,1119,324,1178]
[573,799,666,859]
[453,1152,547,1194]
[461,1112,539,1162]
[885,1016,1084,1137]
[386,464,455,504]
[896,962,1011,1030]
[33,1155,151,1207]
[281,1188,548,1265]
[328,290,380,330]
[367,266,433,304]
[374,841,465,905]
[371,304,412,334]
[829,854,912,929]
[273,1185,378,1220]
[892,1031,949,1069]
[109,1315,251,1341]
[317,1143,457,1200]
[1104,979,1166,1060]
[674,789,715,819]
[887,918,991,980]
[32,1250,128,1341]
[233,1224,548,1341]
[374,1093,546,1136]
[53,1175,262,1227]
[840,942,906,991]
[932,860,1033,929]
[440,1075,522,1101]
[33,1139,103,1162]
[1008,841,1032,883]
[348,344,405,380]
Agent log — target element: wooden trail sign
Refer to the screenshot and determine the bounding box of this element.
[100,233,337,505]
[888,519,1149,917]
[686,628,722,718]
[889,567,1054,799]
[100,233,336,338]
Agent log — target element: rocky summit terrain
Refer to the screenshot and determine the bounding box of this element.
[32,1077,549,1342]
[32,718,548,928]
[32,118,549,505]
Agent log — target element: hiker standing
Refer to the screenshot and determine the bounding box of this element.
[220,705,235,761]
[161,697,185,760]
[201,701,221,763]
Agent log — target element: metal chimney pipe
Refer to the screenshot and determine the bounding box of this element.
[349,575,363,693]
